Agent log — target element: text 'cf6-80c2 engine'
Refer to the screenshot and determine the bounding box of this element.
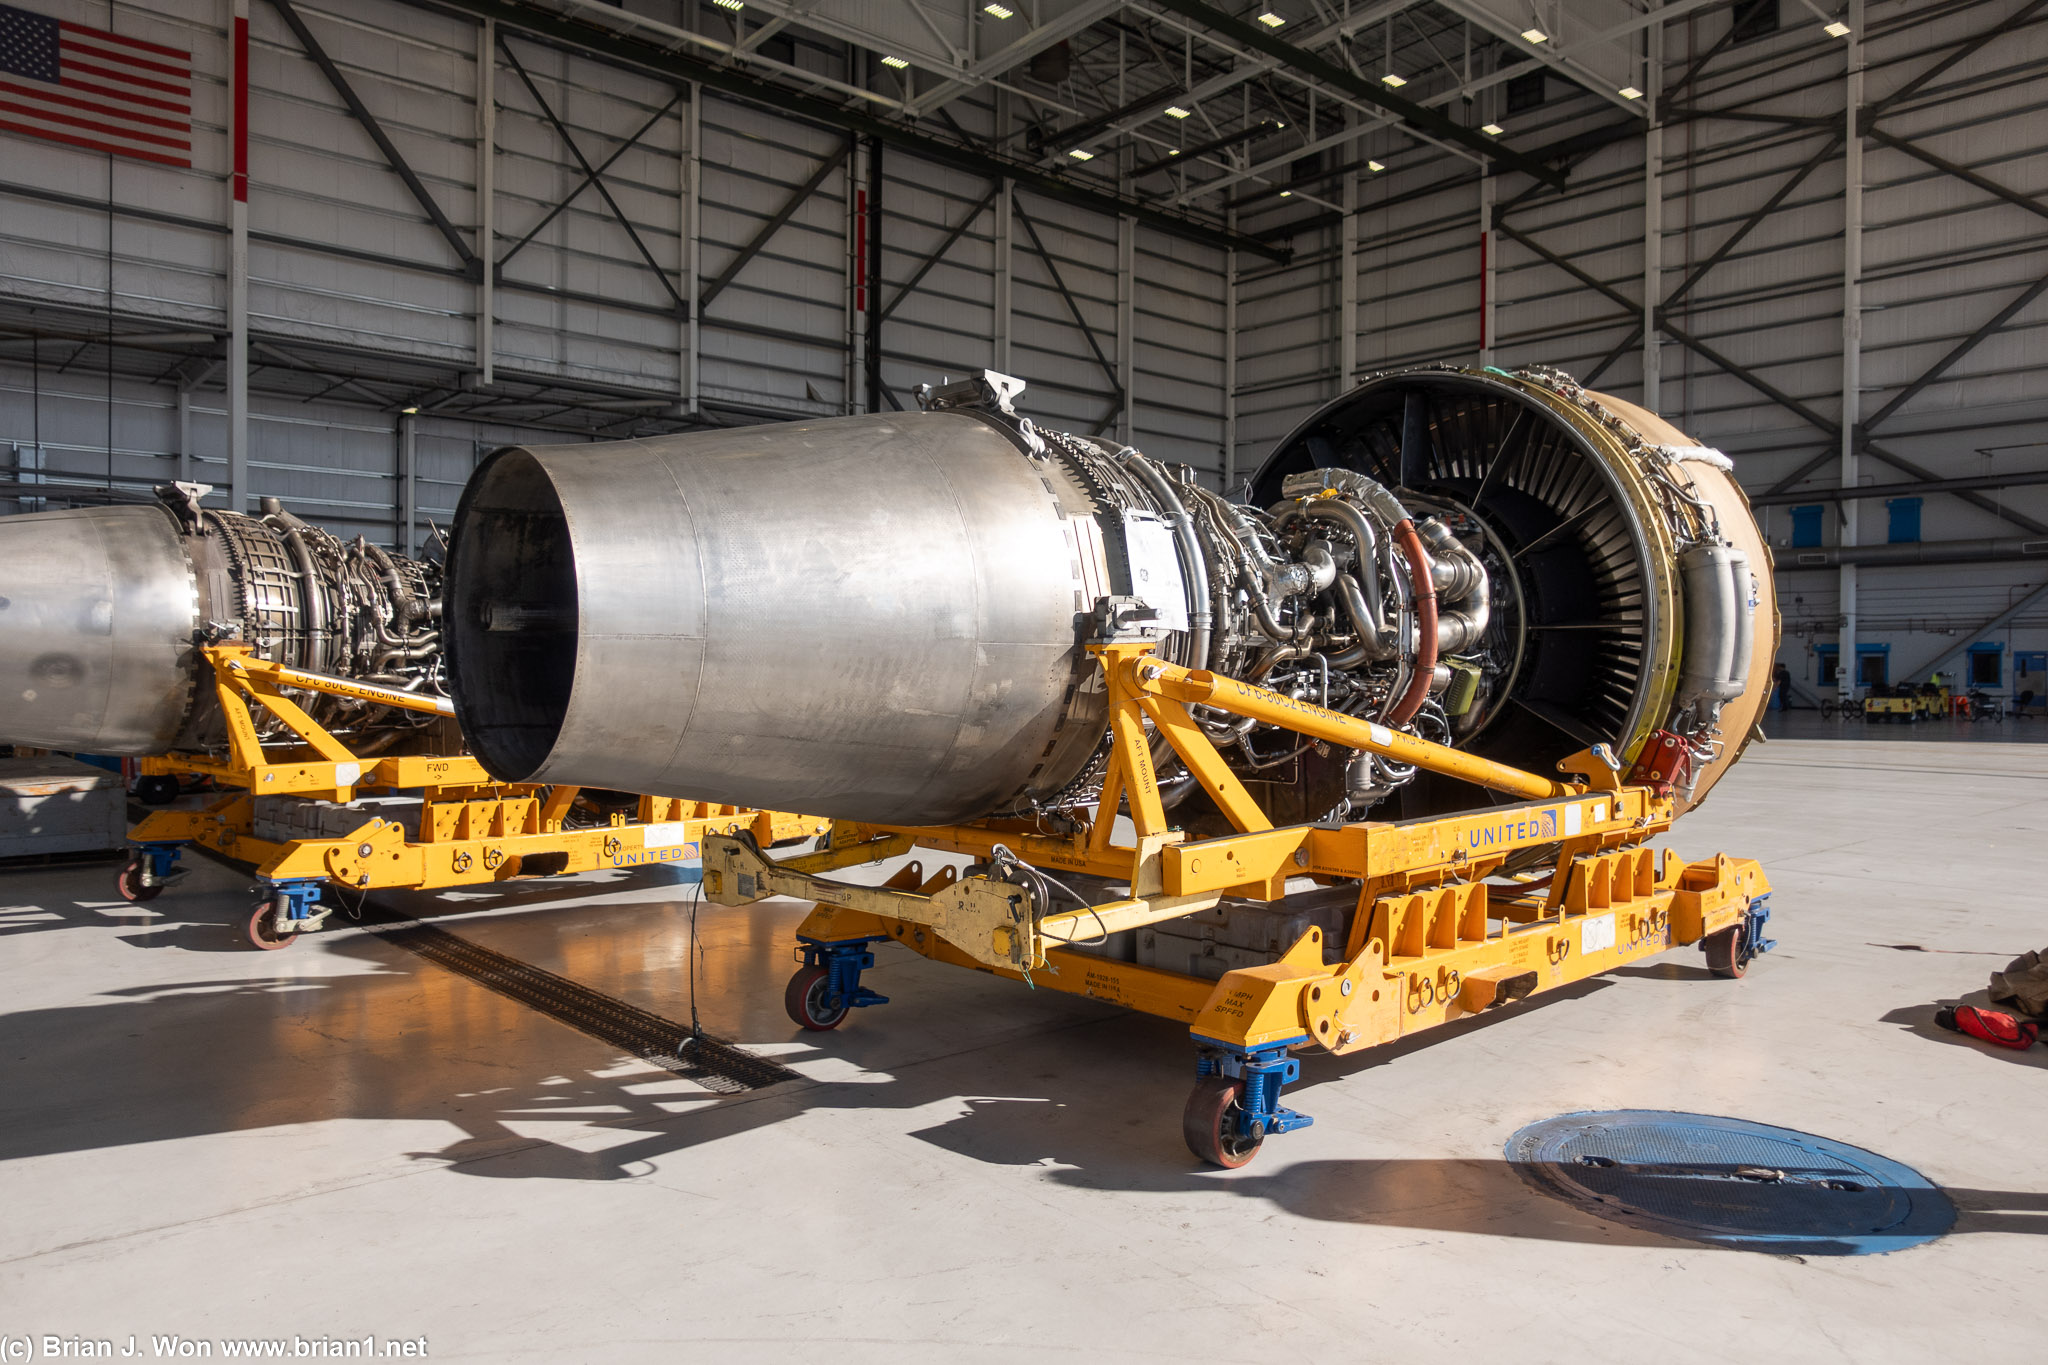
[446,366,1776,836]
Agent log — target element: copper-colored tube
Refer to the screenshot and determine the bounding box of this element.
[1387,519,1437,725]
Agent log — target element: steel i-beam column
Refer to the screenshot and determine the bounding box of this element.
[682,82,700,415]
[398,412,416,555]
[1643,18,1663,411]
[1117,204,1135,444]
[1223,210,1238,492]
[477,19,495,386]
[175,386,192,482]
[228,0,250,513]
[1477,168,1495,368]
[1839,0,1865,700]
[846,138,868,413]
[1341,123,1359,387]
[992,93,1014,376]
[865,137,883,414]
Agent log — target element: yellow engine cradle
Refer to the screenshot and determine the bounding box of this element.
[704,639,1771,1163]
[126,644,825,924]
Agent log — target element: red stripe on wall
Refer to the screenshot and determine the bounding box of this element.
[854,188,867,313]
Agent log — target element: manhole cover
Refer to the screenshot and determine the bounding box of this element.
[1506,1110,1955,1255]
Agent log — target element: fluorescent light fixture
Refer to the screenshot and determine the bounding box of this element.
[1521,27,1547,42]
[1257,11,1285,27]
[1367,159,1385,172]
[1068,147,1095,160]
[1279,189,1292,197]
[1273,120,1285,129]
[1381,72,1407,87]
[401,405,420,414]
[982,2,1014,16]
[712,0,743,9]
[1167,148,1180,156]
[881,55,909,69]
[1481,122,1504,135]
[1824,20,1851,36]
[1619,85,1643,99]
[1165,105,1191,119]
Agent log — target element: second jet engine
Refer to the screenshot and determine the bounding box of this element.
[443,366,1775,831]
[0,482,444,756]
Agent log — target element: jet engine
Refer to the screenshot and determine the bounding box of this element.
[0,482,444,755]
[443,366,1776,831]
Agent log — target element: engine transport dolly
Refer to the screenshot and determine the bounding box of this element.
[122,642,826,948]
[703,621,1772,1167]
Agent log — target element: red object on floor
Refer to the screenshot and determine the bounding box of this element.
[1937,1004,2038,1050]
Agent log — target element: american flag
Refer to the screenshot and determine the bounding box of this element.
[0,3,191,168]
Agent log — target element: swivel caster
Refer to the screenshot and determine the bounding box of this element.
[246,897,296,951]
[244,880,328,950]
[783,938,889,1031]
[1183,1041,1312,1168]
[116,853,163,904]
[784,964,849,1031]
[1703,895,1776,979]
[1702,925,1745,978]
[1182,1077,1263,1168]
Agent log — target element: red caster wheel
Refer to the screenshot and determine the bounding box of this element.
[784,964,849,1031]
[116,853,163,903]
[1703,924,1746,978]
[246,898,296,951]
[1183,1076,1263,1168]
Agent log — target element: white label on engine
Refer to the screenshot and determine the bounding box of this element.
[333,762,360,787]
[1564,803,1582,836]
[1581,914,1617,955]
[643,822,692,849]
[1368,724,1393,747]
[1120,511,1190,632]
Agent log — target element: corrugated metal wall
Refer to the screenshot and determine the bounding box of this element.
[1,0,1231,552]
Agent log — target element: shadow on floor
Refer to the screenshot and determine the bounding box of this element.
[0,851,692,947]
[1047,1154,2046,1251]
[0,898,1609,1180]
[8,889,2038,1258]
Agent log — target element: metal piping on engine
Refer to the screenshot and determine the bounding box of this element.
[260,497,328,665]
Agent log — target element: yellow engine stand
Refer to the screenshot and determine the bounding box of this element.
[704,639,1772,1166]
[119,644,826,948]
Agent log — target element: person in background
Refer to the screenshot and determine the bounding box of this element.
[1772,660,1791,711]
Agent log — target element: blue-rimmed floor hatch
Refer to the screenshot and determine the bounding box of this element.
[1506,1110,1955,1255]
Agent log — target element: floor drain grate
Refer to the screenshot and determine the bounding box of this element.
[371,918,798,1094]
[1506,1110,1955,1255]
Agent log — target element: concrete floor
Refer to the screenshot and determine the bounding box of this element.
[2,739,2044,1362]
